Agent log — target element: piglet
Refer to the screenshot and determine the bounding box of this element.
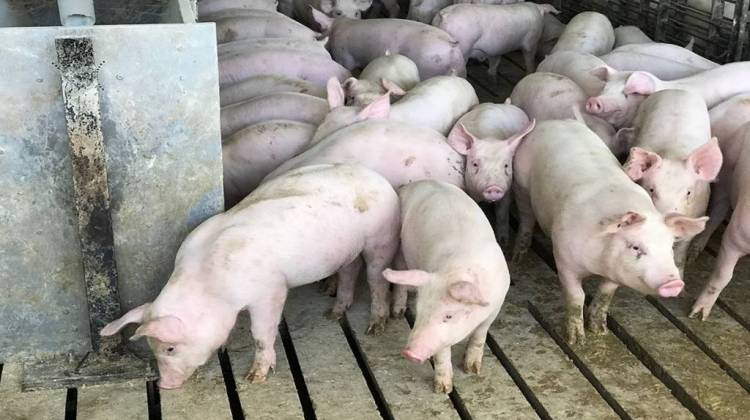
[513,120,707,344]
[100,164,400,389]
[383,180,510,393]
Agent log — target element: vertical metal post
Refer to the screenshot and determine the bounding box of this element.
[655,0,672,42]
[56,36,121,353]
[707,0,726,61]
[734,0,750,61]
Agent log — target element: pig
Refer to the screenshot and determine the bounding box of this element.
[343,52,421,106]
[586,62,750,128]
[290,0,373,31]
[199,6,282,22]
[266,116,535,203]
[198,0,278,16]
[220,92,328,137]
[314,76,478,141]
[432,3,560,76]
[406,0,452,24]
[512,119,707,344]
[454,0,523,4]
[509,73,619,153]
[220,75,326,107]
[613,25,653,47]
[688,94,750,261]
[223,120,316,207]
[551,11,615,56]
[537,50,607,96]
[100,163,400,388]
[616,90,722,271]
[382,180,510,393]
[312,11,466,78]
[690,124,750,320]
[599,43,718,80]
[214,14,320,43]
[217,38,331,59]
[218,49,351,87]
[451,102,532,245]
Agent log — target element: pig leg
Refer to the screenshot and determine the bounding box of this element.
[363,236,399,334]
[511,189,536,265]
[432,347,454,394]
[464,310,498,375]
[494,193,512,250]
[329,256,363,319]
[558,267,586,345]
[318,275,338,296]
[674,240,690,278]
[391,250,409,318]
[521,30,542,74]
[688,181,732,262]
[586,280,618,335]
[246,286,288,383]
[690,225,746,320]
[487,56,501,81]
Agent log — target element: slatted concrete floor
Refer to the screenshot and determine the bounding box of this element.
[2,58,750,420]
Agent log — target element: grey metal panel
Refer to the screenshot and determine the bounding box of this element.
[0,23,223,360]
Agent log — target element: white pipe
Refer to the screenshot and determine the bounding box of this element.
[57,0,95,26]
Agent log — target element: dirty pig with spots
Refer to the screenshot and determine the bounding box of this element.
[512,120,707,345]
[101,164,400,389]
[383,180,510,393]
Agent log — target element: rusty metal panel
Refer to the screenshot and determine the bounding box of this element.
[0,23,223,360]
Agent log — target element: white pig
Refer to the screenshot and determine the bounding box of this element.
[314,76,478,141]
[343,52,420,106]
[512,119,707,344]
[616,90,722,271]
[100,164,400,388]
[586,62,750,128]
[220,75,326,107]
[220,92,328,137]
[313,11,466,78]
[509,73,619,153]
[222,120,316,207]
[613,25,653,47]
[218,49,350,87]
[198,0,278,16]
[599,43,718,80]
[383,180,510,393]
[551,11,615,56]
[432,3,560,76]
[214,14,320,43]
[407,0,452,24]
[690,125,750,320]
[290,0,373,31]
[217,38,331,59]
[537,50,607,96]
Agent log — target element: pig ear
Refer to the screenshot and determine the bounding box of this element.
[100,303,150,336]
[590,65,616,82]
[357,0,373,10]
[131,315,186,343]
[505,119,536,149]
[326,77,346,110]
[624,147,662,181]
[447,123,476,155]
[311,6,334,31]
[356,93,390,120]
[665,214,708,240]
[504,97,512,105]
[382,268,434,287]
[687,137,722,181]
[601,211,647,234]
[448,281,489,306]
[381,79,406,97]
[624,71,657,95]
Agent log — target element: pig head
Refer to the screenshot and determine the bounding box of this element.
[382,268,493,363]
[585,66,663,128]
[447,119,536,202]
[623,138,723,216]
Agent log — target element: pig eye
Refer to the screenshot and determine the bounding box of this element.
[686,190,692,197]
[166,346,175,354]
[472,161,479,168]
[443,314,453,323]
[504,164,509,169]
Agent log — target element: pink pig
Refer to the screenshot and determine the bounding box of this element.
[383,180,510,393]
[512,120,707,344]
[100,164,400,389]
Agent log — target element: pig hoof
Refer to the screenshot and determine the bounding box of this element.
[433,379,453,394]
[390,307,406,319]
[326,306,348,320]
[689,304,712,321]
[588,321,609,336]
[464,359,482,375]
[565,324,586,346]
[245,369,268,384]
[366,317,387,335]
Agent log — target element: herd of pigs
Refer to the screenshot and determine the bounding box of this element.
[99,0,750,395]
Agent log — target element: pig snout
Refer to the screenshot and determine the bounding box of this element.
[657,279,684,297]
[157,376,186,390]
[586,97,605,114]
[402,347,428,364]
[482,185,505,202]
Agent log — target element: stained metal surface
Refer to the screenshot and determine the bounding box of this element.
[0,23,223,360]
